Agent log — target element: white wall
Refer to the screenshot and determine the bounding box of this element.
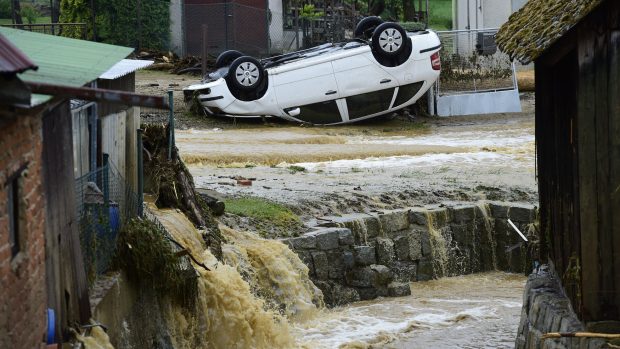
[453,0,513,30]
[169,0,185,56]
[482,0,511,28]
[268,0,285,54]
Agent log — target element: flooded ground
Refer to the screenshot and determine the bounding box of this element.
[135,71,535,349]
[295,272,526,349]
[176,105,536,215]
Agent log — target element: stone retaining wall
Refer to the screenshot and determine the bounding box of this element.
[516,267,607,349]
[282,201,538,306]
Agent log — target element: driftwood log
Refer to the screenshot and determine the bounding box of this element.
[142,124,223,259]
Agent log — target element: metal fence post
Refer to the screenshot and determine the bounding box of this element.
[167,90,175,160]
[102,153,110,207]
[202,25,208,77]
[137,129,144,217]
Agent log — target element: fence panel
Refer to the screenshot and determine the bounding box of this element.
[436,29,516,95]
[184,3,228,56]
[75,161,140,282]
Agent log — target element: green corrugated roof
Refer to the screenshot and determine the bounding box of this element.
[496,0,602,64]
[0,27,133,105]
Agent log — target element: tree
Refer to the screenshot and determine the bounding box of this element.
[21,4,40,24]
[403,0,416,21]
[11,0,22,24]
[50,0,61,23]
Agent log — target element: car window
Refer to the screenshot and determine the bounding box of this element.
[294,101,342,124]
[347,88,396,120]
[393,82,424,108]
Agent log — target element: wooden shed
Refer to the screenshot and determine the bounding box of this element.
[497,0,620,322]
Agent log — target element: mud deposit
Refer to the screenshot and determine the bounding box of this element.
[295,272,525,348]
[134,72,536,349]
[177,102,536,217]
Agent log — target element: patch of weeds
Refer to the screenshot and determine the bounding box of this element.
[115,218,198,307]
[436,166,450,173]
[316,169,325,174]
[351,167,363,173]
[287,165,307,174]
[398,170,420,178]
[224,197,302,231]
[245,163,256,168]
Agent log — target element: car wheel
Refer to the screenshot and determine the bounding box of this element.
[354,16,384,40]
[371,22,407,57]
[228,56,264,92]
[215,50,244,68]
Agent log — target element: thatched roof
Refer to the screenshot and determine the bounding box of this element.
[496,0,602,64]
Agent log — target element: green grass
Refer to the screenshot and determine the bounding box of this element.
[224,197,302,228]
[0,16,51,25]
[287,165,307,174]
[428,0,452,31]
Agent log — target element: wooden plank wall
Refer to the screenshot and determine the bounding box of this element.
[576,0,620,321]
[536,0,620,322]
[42,101,91,339]
[536,41,580,311]
[101,111,127,178]
[125,107,140,191]
[71,105,91,179]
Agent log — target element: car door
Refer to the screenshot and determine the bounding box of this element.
[272,61,344,124]
[333,53,398,121]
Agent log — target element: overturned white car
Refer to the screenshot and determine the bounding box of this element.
[184,17,441,125]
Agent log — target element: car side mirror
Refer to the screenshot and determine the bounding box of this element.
[285,107,301,117]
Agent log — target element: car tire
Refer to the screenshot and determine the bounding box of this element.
[228,56,265,92]
[354,16,384,40]
[226,56,268,101]
[215,50,244,68]
[371,22,407,58]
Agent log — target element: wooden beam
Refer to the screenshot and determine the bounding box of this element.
[26,82,170,110]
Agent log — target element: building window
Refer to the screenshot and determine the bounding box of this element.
[6,166,25,259]
[7,177,20,257]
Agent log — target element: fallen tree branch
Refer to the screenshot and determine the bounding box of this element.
[543,332,620,340]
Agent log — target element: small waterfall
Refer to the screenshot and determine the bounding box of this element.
[424,211,450,278]
[221,226,324,321]
[150,207,305,349]
[337,218,369,245]
[76,325,115,349]
[476,202,498,270]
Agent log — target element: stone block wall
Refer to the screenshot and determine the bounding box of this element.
[516,268,607,349]
[0,115,47,348]
[282,201,537,306]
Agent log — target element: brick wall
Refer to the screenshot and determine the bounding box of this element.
[0,114,47,349]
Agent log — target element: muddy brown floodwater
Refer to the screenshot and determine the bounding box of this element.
[135,71,535,349]
[295,272,526,349]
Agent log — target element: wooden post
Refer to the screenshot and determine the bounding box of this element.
[167,90,175,160]
[202,24,208,77]
[137,129,144,217]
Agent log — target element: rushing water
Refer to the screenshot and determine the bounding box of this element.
[293,272,526,349]
[106,205,527,349]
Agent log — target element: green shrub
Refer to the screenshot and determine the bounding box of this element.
[224,197,301,229]
[20,4,40,24]
[60,0,170,50]
[116,218,197,306]
[0,0,11,18]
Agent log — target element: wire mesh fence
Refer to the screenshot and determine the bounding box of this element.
[184,3,270,57]
[184,3,359,58]
[436,29,516,95]
[75,159,140,282]
[142,205,197,279]
[0,23,88,39]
